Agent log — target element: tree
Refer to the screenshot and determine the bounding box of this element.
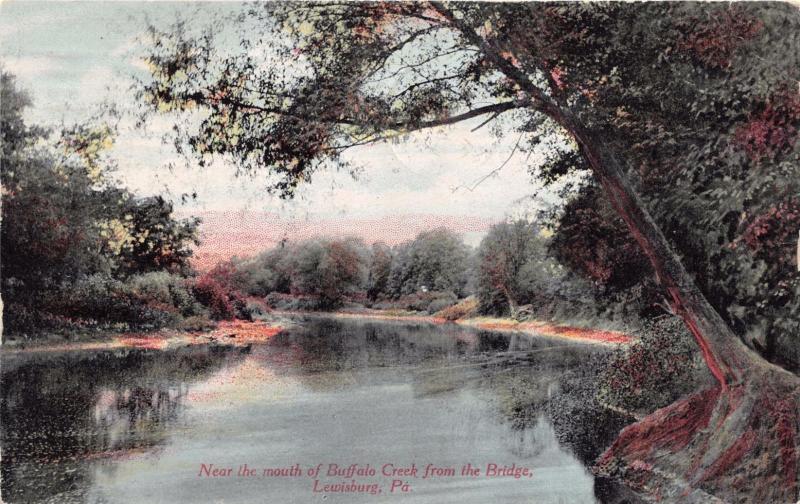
[236,245,294,296]
[477,220,594,320]
[115,196,200,277]
[476,220,545,316]
[289,238,368,307]
[366,242,392,300]
[140,4,800,500]
[405,228,470,296]
[1,72,201,332]
[378,229,470,299]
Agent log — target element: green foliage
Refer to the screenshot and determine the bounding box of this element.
[1,72,203,336]
[475,220,598,322]
[235,245,294,296]
[236,229,470,309]
[115,196,200,276]
[289,237,367,307]
[127,271,205,318]
[237,237,368,309]
[476,220,547,314]
[366,243,392,301]
[385,228,471,299]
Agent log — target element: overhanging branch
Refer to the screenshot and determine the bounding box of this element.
[189,90,524,134]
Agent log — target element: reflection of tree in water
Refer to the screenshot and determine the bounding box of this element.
[267,317,477,371]
[476,348,643,503]
[0,345,243,503]
[268,317,579,372]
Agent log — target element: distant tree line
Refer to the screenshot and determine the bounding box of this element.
[224,223,598,322]
[2,70,592,336]
[230,229,473,312]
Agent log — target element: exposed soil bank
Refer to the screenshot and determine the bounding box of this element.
[1,319,287,354]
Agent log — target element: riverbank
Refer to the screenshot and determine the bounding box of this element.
[2,308,632,354]
[1,319,288,354]
[274,309,633,346]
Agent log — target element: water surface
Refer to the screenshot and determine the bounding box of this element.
[1,316,639,503]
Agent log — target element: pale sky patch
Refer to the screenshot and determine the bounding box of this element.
[0,1,558,228]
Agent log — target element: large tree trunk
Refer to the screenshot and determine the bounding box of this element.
[559,116,762,389]
[557,114,800,502]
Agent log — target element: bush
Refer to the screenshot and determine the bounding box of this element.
[244,299,271,319]
[177,315,216,332]
[265,292,322,311]
[58,274,183,331]
[426,292,459,314]
[597,317,709,415]
[127,271,205,317]
[434,296,479,321]
[192,276,237,320]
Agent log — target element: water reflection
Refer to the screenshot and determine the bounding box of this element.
[2,317,641,503]
[1,346,243,503]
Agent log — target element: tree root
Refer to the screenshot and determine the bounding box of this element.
[594,368,800,503]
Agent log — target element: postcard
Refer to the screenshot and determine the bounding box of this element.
[2,2,798,503]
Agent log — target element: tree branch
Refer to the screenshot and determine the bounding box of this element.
[193,90,523,133]
[451,133,524,193]
[389,100,524,130]
[429,2,560,117]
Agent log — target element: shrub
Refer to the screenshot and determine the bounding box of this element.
[426,292,459,314]
[434,297,479,321]
[597,317,708,415]
[127,271,205,317]
[265,292,322,311]
[59,274,183,331]
[177,315,216,332]
[193,276,233,320]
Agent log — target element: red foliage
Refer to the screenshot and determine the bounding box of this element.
[193,275,235,320]
[738,198,800,265]
[193,261,249,320]
[734,94,800,161]
[676,8,762,69]
[550,66,566,90]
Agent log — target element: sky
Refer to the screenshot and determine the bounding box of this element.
[0,1,558,251]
